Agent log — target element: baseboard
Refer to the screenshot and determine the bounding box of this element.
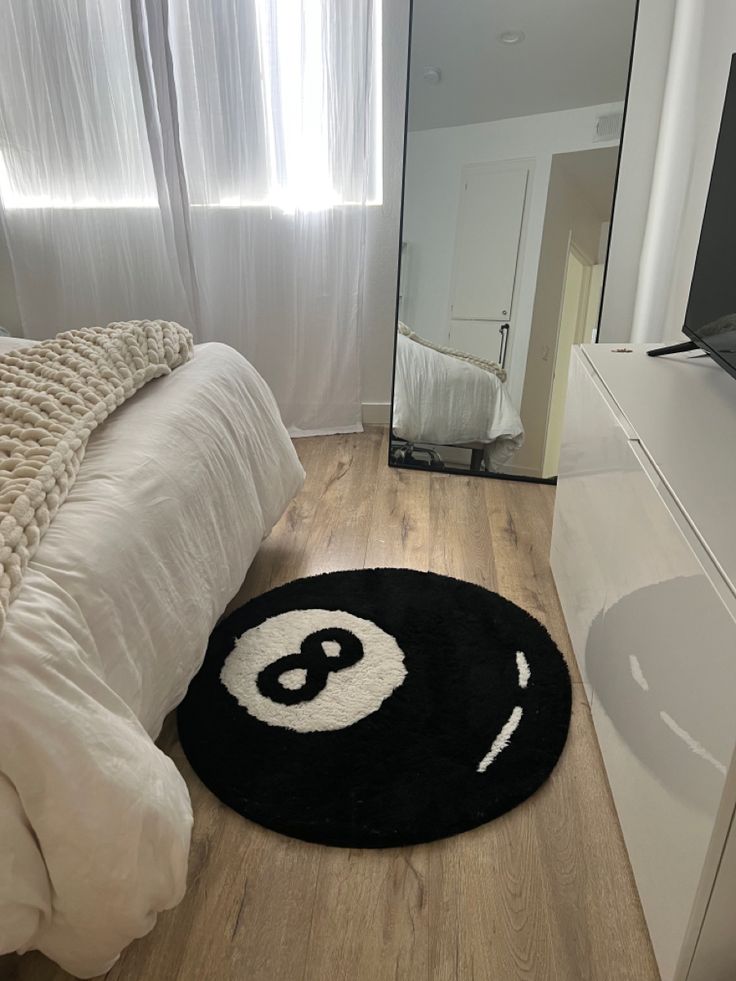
[361,402,390,426]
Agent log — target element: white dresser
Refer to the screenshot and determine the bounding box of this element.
[551,344,736,981]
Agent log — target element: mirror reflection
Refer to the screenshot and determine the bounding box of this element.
[390,0,638,479]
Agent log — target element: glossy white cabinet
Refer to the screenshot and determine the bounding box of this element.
[551,345,736,981]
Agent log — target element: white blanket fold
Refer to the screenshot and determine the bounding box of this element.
[0,339,305,977]
[0,320,193,635]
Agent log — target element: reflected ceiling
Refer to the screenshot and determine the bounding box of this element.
[409,0,637,131]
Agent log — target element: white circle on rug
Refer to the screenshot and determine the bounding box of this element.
[220,609,407,732]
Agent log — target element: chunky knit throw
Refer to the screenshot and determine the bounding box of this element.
[0,320,193,634]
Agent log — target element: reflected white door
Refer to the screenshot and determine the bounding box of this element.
[450,163,529,322]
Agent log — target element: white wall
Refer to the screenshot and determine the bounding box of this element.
[601,0,736,346]
[661,1,736,342]
[401,103,621,408]
[598,0,677,342]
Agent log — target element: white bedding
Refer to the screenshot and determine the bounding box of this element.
[0,338,305,977]
[392,332,524,469]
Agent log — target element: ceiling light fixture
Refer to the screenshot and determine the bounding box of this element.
[498,30,525,45]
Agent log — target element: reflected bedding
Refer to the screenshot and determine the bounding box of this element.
[392,330,524,469]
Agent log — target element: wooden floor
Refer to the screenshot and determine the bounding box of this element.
[3,430,659,981]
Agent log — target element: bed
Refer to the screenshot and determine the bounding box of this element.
[392,330,524,471]
[0,337,305,977]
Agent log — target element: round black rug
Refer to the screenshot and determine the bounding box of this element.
[178,568,572,847]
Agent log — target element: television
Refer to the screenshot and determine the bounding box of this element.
[682,54,736,378]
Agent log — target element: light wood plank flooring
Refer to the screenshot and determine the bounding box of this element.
[2,430,659,981]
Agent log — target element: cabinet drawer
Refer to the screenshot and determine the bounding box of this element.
[551,349,736,980]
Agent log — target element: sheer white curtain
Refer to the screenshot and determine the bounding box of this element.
[0,0,380,434]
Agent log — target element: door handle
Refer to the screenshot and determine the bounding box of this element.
[499,323,510,369]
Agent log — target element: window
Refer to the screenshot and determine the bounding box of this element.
[169,0,382,210]
[0,0,382,212]
[0,0,157,209]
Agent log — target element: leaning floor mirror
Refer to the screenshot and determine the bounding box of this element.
[389,0,638,480]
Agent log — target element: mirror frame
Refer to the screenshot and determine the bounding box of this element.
[387,0,641,483]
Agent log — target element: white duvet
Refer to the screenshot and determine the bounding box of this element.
[392,332,524,469]
[0,338,304,977]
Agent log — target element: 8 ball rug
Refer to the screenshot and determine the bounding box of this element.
[177,568,572,847]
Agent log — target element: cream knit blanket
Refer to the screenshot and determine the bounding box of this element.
[0,320,193,635]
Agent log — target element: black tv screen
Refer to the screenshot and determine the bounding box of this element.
[683,54,736,376]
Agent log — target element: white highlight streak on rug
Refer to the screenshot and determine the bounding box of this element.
[477,706,523,773]
[516,651,530,689]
